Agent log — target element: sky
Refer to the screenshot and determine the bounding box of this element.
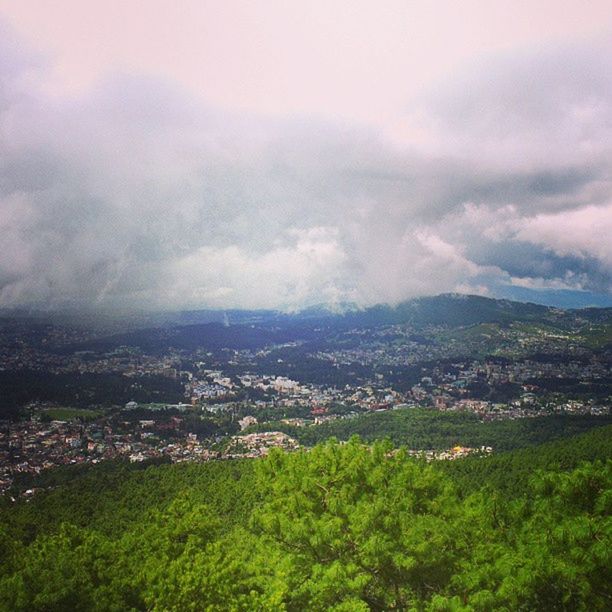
[0,0,611,311]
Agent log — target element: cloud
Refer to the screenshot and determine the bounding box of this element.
[152,226,349,310]
[0,19,610,310]
[516,204,612,266]
[411,38,612,170]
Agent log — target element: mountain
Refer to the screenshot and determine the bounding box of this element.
[55,294,611,355]
[335,294,555,328]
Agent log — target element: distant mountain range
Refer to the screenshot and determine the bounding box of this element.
[3,292,611,330]
[52,293,610,355]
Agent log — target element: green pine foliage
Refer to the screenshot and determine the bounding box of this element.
[1,428,610,610]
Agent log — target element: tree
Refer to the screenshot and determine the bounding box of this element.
[252,437,464,609]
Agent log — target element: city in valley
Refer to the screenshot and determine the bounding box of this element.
[2,295,610,495]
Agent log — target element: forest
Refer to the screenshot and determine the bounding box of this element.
[0,370,184,416]
[245,409,612,451]
[0,425,610,611]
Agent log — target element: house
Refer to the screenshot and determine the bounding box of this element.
[238,415,258,431]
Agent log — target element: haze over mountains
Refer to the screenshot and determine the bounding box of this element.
[28,293,609,355]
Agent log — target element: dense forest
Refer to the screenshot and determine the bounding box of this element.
[1,426,610,611]
[0,370,184,414]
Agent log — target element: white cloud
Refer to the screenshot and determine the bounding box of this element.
[508,274,588,292]
[0,17,610,310]
[163,227,348,310]
[516,204,612,266]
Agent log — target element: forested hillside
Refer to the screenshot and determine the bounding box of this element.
[245,410,612,451]
[1,427,610,611]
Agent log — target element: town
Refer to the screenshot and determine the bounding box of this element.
[2,351,609,494]
[1,298,610,494]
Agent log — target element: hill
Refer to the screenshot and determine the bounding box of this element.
[58,294,612,354]
[0,428,610,610]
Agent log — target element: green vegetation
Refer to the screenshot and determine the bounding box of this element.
[40,407,104,422]
[436,322,506,344]
[1,426,611,610]
[0,370,184,416]
[245,408,612,451]
[440,423,612,496]
[576,323,612,349]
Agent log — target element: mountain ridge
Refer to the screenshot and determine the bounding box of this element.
[55,293,611,354]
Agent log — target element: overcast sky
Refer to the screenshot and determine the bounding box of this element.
[0,1,611,311]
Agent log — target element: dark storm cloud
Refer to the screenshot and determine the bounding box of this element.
[466,240,612,294]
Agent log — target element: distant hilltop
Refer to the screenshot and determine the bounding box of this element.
[3,292,611,332]
[34,293,610,356]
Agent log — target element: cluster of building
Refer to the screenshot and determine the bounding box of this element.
[0,415,217,495]
[0,338,185,379]
[188,371,316,403]
[314,320,599,366]
[1,316,610,496]
[224,431,299,458]
[404,356,610,418]
[314,326,449,366]
[187,359,609,421]
[429,396,609,419]
[0,406,304,495]
[405,445,493,461]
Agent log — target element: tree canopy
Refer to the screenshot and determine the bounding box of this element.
[0,431,610,610]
